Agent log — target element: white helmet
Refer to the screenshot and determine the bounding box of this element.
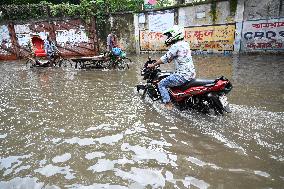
[163,25,185,46]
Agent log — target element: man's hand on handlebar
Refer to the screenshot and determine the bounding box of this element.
[147,63,156,69]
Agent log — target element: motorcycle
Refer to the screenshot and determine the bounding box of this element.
[136,57,233,115]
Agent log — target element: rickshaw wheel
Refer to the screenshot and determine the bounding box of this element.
[101,60,112,69]
[26,58,35,68]
[117,59,129,70]
[123,57,132,65]
[58,58,73,68]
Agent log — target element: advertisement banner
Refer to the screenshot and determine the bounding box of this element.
[148,11,174,32]
[184,24,236,51]
[242,18,284,51]
[140,24,236,51]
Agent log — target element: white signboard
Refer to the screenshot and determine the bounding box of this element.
[56,27,88,45]
[148,11,174,32]
[242,18,284,51]
[0,25,12,53]
[138,13,146,24]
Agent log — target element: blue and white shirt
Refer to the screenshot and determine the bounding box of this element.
[160,40,196,80]
[44,39,57,57]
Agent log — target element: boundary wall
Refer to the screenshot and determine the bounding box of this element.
[0,18,98,60]
[131,0,284,54]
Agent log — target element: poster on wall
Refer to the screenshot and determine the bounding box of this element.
[140,30,167,51]
[140,24,236,52]
[138,13,146,24]
[56,28,89,46]
[184,24,236,51]
[242,18,284,51]
[0,25,12,54]
[148,10,174,32]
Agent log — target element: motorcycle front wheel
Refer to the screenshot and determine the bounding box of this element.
[26,58,35,68]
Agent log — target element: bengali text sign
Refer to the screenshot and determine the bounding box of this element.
[140,24,236,51]
[242,18,284,51]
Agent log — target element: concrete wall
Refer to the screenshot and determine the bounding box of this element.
[1,0,284,59]
[133,0,284,54]
[135,1,237,54]
[109,13,136,54]
[243,0,282,21]
[0,18,98,60]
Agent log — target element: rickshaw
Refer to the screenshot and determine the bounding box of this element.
[26,34,72,68]
[70,47,132,70]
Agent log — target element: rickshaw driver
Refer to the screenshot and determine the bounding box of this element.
[44,35,59,66]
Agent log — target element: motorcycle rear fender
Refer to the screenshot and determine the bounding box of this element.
[210,80,232,94]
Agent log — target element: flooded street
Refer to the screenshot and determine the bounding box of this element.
[0,54,283,188]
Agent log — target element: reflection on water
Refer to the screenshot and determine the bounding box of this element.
[0,54,283,188]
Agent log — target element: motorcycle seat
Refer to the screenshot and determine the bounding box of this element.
[172,78,215,91]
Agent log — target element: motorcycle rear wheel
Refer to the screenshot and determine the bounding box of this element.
[212,94,231,115]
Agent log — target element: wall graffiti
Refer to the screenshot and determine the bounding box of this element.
[0,18,98,60]
[56,28,88,46]
[14,24,47,47]
[0,25,12,55]
[140,30,166,51]
[140,24,236,52]
[242,18,284,51]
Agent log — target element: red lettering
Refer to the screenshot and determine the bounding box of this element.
[194,31,204,40]
[204,30,213,37]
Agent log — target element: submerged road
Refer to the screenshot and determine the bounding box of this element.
[0,54,283,188]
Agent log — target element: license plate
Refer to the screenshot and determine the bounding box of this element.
[219,95,228,107]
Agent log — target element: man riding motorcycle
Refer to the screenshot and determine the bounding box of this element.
[147,25,196,110]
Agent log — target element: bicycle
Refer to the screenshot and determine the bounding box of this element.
[53,52,73,68]
[101,51,130,70]
[25,52,50,68]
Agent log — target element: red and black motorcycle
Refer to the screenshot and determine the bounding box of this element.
[136,58,233,115]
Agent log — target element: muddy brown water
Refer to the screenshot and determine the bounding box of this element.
[0,54,283,188]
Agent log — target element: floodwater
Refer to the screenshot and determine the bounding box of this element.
[0,54,283,189]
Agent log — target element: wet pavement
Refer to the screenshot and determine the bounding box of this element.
[0,54,283,188]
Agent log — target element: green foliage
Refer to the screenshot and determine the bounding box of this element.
[0,3,49,21]
[0,0,42,5]
[229,0,237,16]
[0,0,174,24]
[210,0,217,23]
[0,0,146,22]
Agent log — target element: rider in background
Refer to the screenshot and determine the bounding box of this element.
[107,30,118,52]
[44,35,58,66]
[147,25,196,110]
